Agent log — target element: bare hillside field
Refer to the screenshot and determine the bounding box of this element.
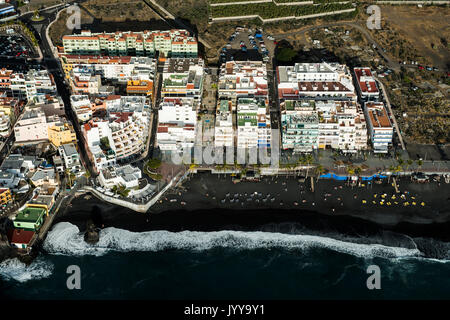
[371,5,450,69]
[156,0,357,62]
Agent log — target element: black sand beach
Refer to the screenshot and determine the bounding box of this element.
[54,174,450,249]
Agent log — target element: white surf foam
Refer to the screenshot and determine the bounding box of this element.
[43,222,423,259]
[0,257,54,283]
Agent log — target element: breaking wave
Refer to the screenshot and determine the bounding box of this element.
[0,257,54,283]
[43,222,424,259]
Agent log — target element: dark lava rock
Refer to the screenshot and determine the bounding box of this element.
[84,219,100,244]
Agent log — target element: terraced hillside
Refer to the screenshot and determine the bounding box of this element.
[209,0,355,22]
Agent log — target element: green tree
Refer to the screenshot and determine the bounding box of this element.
[315,164,325,181]
[416,159,423,173]
[276,47,297,62]
[146,158,161,170]
[406,159,413,170]
[100,137,110,151]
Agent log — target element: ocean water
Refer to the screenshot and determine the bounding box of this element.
[1,222,449,300]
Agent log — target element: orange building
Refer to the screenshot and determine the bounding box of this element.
[126,80,153,98]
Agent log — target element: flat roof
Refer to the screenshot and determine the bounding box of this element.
[366,103,391,128]
[7,229,35,244]
[15,207,46,223]
[354,67,379,94]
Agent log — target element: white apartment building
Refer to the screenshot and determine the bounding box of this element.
[82,96,150,172]
[280,99,367,152]
[9,69,57,100]
[236,97,271,149]
[281,100,319,152]
[62,30,198,58]
[214,99,234,148]
[98,164,142,189]
[83,120,116,171]
[28,94,65,117]
[157,97,197,151]
[316,100,367,152]
[70,95,93,123]
[62,55,156,83]
[278,62,369,152]
[216,61,271,150]
[14,108,51,143]
[58,143,82,174]
[353,67,379,101]
[0,111,10,137]
[161,58,204,104]
[364,102,393,153]
[70,66,102,94]
[218,61,269,107]
[108,101,150,160]
[277,62,356,101]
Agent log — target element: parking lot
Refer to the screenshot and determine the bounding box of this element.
[220,27,277,64]
[0,35,35,59]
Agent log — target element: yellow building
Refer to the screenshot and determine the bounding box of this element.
[0,188,12,205]
[26,202,50,216]
[0,104,12,116]
[48,120,77,147]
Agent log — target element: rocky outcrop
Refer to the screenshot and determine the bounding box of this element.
[84,219,100,244]
[0,235,15,263]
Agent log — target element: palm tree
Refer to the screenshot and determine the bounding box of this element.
[304,154,314,177]
[315,164,325,181]
[347,166,355,175]
[416,159,423,173]
[65,169,74,188]
[407,159,413,171]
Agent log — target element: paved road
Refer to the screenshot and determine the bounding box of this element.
[17,2,97,177]
[375,76,406,151]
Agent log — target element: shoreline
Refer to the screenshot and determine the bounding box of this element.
[57,202,450,241]
[3,173,450,263]
[54,201,450,260]
[54,174,450,245]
